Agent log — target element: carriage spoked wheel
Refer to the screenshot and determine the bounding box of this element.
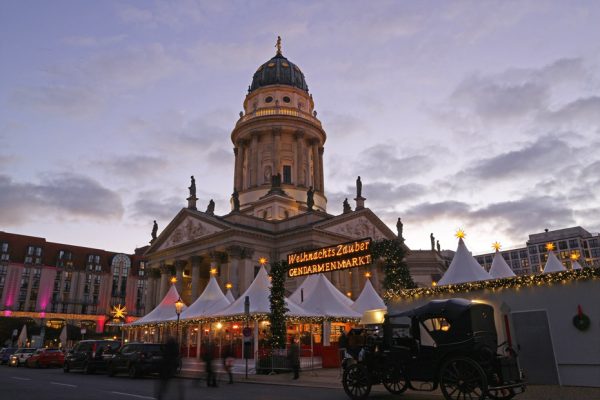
[439,357,487,400]
[342,363,372,400]
[382,363,408,395]
[487,388,516,400]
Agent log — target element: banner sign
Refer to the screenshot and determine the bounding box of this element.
[287,238,372,278]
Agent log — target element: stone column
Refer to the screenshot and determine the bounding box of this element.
[311,141,321,192]
[159,264,170,299]
[251,133,259,187]
[226,246,243,296]
[351,270,360,300]
[233,146,240,191]
[294,131,304,186]
[273,127,281,175]
[319,146,325,193]
[190,256,202,300]
[175,260,186,295]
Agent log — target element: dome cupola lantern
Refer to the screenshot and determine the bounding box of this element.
[231,37,327,220]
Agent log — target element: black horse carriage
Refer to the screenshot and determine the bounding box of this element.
[342,299,525,400]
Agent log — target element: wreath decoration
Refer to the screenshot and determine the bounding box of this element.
[572,305,591,331]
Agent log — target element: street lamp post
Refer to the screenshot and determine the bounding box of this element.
[174,297,184,343]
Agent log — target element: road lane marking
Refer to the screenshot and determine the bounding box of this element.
[11,377,32,381]
[51,382,77,387]
[110,392,156,400]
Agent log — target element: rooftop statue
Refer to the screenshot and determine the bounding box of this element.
[189,175,196,197]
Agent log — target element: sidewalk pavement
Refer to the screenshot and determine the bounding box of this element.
[180,358,600,400]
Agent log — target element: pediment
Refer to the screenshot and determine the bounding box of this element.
[157,215,223,251]
[319,214,392,241]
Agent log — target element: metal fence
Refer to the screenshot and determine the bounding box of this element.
[255,348,316,374]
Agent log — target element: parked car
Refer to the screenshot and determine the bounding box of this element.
[63,340,121,374]
[9,348,38,367]
[0,348,18,365]
[26,348,65,368]
[107,343,167,378]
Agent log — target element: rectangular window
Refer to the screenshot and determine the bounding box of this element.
[1,242,8,253]
[559,241,568,250]
[510,251,519,260]
[589,238,599,248]
[519,250,528,259]
[538,244,547,253]
[502,253,510,261]
[569,239,580,248]
[283,165,292,184]
[591,248,600,258]
[528,246,537,254]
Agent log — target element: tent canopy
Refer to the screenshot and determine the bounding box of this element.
[489,250,516,279]
[216,266,310,317]
[438,238,491,285]
[543,251,566,273]
[351,279,386,314]
[225,288,236,303]
[179,276,231,320]
[292,274,361,319]
[129,285,186,325]
[290,273,353,306]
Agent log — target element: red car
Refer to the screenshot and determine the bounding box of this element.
[26,348,65,368]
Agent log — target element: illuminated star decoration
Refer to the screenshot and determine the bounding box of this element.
[258,257,268,266]
[111,304,127,319]
[210,268,218,275]
[570,253,579,260]
[365,271,372,278]
[546,242,555,252]
[455,228,466,239]
[170,277,177,284]
[225,282,233,289]
[492,241,502,251]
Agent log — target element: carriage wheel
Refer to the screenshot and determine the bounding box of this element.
[439,357,487,400]
[382,363,408,394]
[487,388,515,400]
[342,363,372,400]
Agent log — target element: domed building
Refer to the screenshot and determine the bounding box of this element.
[142,40,446,311]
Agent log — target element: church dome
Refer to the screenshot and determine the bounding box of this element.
[249,52,309,93]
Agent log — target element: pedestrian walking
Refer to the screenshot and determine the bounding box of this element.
[222,345,234,384]
[202,341,218,387]
[156,336,184,400]
[288,338,300,380]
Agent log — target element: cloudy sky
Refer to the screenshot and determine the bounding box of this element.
[1,1,599,255]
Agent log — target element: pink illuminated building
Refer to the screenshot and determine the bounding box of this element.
[0,231,150,333]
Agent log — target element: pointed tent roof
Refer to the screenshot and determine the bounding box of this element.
[543,251,566,273]
[216,266,309,317]
[438,238,492,285]
[289,273,353,306]
[572,260,583,270]
[225,288,235,303]
[351,279,387,314]
[180,276,231,320]
[294,274,361,319]
[489,250,516,279]
[130,285,187,325]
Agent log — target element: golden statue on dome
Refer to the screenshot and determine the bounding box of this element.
[276,35,282,55]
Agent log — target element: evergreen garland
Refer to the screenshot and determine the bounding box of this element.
[372,239,416,293]
[268,260,289,349]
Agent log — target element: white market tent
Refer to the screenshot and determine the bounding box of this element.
[293,274,361,319]
[572,260,583,270]
[129,285,187,325]
[351,279,386,314]
[216,266,310,318]
[179,276,231,320]
[289,273,353,307]
[489,250,516,279]
[543,251,567,273]
[438,238,492,285]
[225,288,236,303]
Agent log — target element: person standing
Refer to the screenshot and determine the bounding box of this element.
[156,337,183,400]
[202,341,217,387]
[222,345,234,384]
[288,338,300,380]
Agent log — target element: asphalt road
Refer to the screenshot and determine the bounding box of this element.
[0,365,441,400]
